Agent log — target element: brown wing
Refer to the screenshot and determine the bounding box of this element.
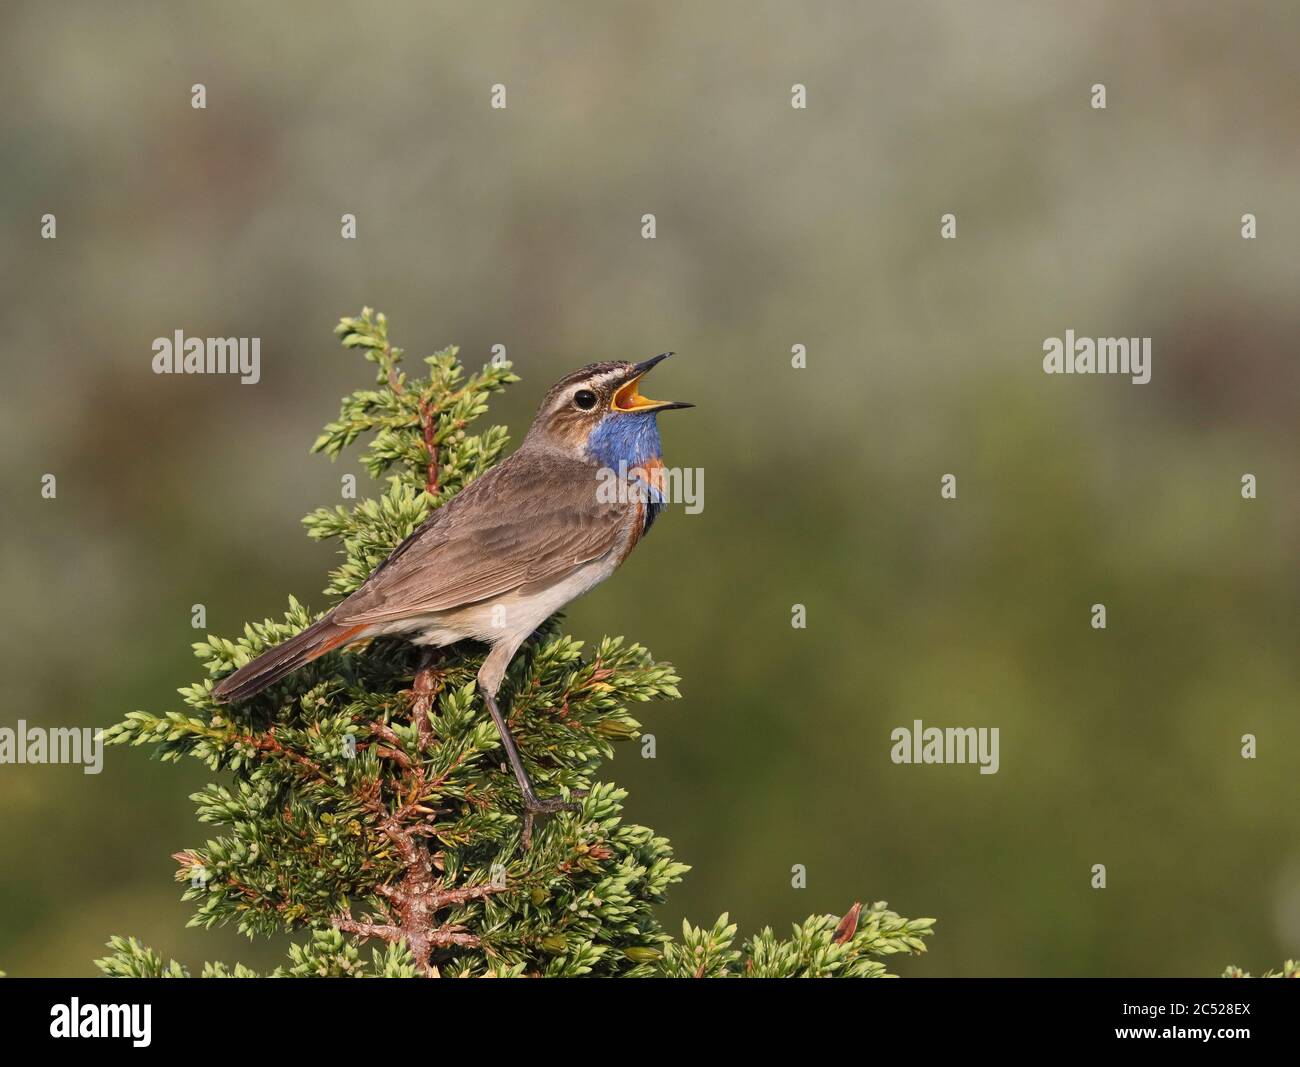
[335,449,626,625]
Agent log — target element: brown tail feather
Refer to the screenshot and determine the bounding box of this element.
[212,613,365,703]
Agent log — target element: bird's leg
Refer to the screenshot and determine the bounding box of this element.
[478,685,580,838]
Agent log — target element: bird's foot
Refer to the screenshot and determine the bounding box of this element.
[523,786,588,814]
[519,790,587,848]
[524,795,580,814]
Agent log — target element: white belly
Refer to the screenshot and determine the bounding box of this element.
[377,542,628,650]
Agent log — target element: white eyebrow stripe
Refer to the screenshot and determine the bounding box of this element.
[576,372,622,391]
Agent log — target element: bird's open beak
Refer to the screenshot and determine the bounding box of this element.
[611,352,694,412]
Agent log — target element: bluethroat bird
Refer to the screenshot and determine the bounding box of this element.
[213,354,691,820]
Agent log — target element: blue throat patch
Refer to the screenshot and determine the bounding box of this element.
[587,412,666,531]
[587,411,663,470]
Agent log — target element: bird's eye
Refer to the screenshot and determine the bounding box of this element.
[573,389,598,410]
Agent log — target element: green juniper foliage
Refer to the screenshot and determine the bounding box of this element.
[1221,961,1300,979]
[99,309,935,978]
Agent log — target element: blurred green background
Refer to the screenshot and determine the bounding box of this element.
[1,0,1296,977]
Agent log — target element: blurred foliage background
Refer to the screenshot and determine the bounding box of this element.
[0,0,1296,976]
